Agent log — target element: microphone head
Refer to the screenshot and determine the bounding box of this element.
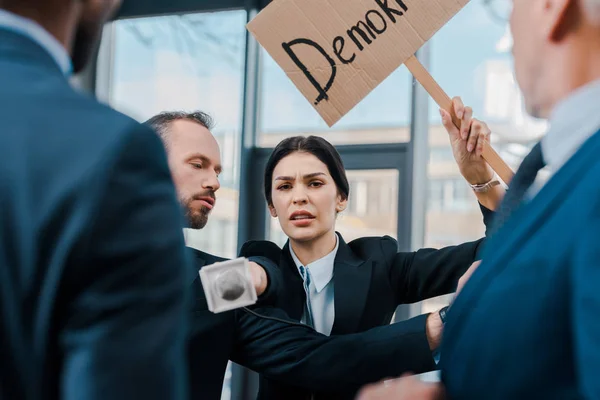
[214,269,246,301]
[198,257,258,313]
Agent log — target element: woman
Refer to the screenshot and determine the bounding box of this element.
[242,101,504,399]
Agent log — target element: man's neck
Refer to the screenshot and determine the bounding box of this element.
[290,231,337,266]
[542,35,600,118]
[0,3,76,56]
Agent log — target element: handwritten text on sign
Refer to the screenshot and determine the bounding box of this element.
[248,0,470,126]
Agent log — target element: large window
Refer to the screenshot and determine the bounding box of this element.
[96,2,554,396]
[105,12,247,399]
[420,0,547,313]
[107,10,247,260]
[258,49,413,146]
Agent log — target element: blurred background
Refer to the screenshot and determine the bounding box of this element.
[78,0,545,397]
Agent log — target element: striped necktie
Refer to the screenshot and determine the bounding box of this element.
[299,265,314,327]
[492,142,546,234]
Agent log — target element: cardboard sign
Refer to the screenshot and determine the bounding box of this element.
[248,0,470,127]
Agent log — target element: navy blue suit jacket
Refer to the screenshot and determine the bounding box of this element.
[0,29,190,399]
[441,130,600,399]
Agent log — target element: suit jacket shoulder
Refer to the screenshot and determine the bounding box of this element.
[241,240,283,263]
[346,235,399,262]
[189,247,227,266]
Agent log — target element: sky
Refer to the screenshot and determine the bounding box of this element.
[108,1,542,138]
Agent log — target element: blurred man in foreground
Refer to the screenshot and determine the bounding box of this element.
[358,0,600,398]
[0,1,190,399]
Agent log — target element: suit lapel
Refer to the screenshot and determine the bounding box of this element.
[190,248,207,269]
[186,248,206,283]
[330,235,372,335]
[188,248,208,303]
[449,130,600,331]
[280,242,307,321]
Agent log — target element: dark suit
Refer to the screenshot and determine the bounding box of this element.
[188,247,461,399]
[440,130,600,399]
[0,28,189,399]
[187,248,282,399]
[241,206,493,400]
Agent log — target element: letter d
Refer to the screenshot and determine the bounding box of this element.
[282,39,337,105]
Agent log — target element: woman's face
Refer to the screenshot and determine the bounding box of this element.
[269,152,347,243]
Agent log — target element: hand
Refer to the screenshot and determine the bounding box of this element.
[440,97,494,185]
[249,262,268,296]
[356,374,446,400]
[425,309,444,351]
[456,260,481,297]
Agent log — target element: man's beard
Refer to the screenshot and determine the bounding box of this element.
[182,193,215,229]
[71,23,101,74]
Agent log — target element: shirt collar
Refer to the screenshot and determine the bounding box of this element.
[542,78,600,172]
[0,9,72,76]
[290,234,339,293]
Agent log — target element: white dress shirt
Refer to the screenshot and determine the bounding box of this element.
[0,9,72,76]
[528,79,600,198]
[290,235,339,336]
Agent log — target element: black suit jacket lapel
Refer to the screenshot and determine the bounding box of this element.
[187,248,209,308]
[331,234,373,335]
[280,242,307,321]
[189,248,208,269]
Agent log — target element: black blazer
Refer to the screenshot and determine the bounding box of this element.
[0,29,189,400]
[188,247,452,399]
[241,205,494,399]
[187,247,285,399]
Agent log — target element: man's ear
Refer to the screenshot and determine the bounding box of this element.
[544,0,577,42]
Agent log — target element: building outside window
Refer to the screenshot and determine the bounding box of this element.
[420,0,545,313]
[107,10,247,262]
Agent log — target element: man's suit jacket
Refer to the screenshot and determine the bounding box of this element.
[187,248,282,399]
[240,208,493,400]
[0,29,190,400]
[188,247,464,400]
[440,130,600,399]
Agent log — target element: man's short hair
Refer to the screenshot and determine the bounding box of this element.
[144,111,214,148]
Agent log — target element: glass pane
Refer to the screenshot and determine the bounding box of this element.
[420,1,546,314]
[268,169,399,245]
[258,48,412,147]
[108,10,246,261]
[106,11,247,399]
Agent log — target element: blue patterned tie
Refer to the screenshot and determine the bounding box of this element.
[492,142,546,234]
[299,265,314,327]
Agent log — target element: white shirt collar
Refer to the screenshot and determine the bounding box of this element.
[541,79,600,172]
[290,234,339,293]
[0,9,72,76]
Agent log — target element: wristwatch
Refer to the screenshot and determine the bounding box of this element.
[470,174,500,193]
[439,306,450,324]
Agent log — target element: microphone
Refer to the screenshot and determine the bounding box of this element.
[215,269,246,301]
[199,257,258,313]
